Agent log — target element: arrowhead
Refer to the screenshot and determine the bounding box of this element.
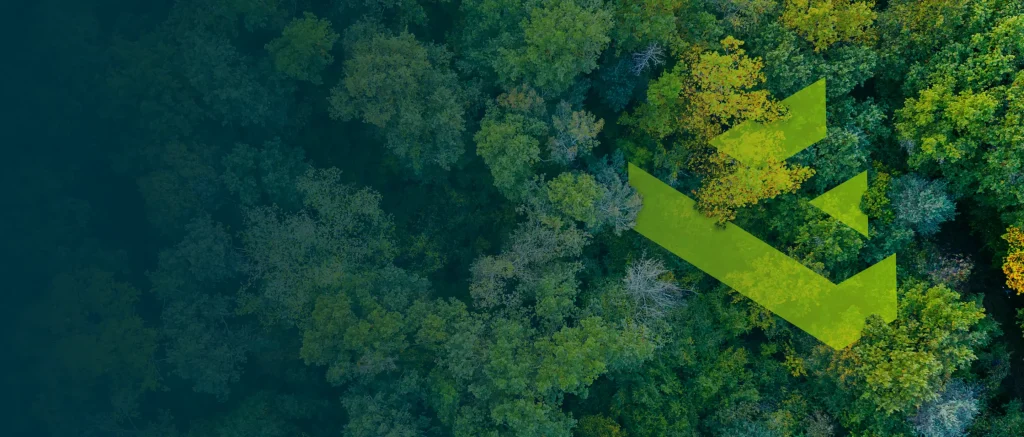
[809,171,870,237]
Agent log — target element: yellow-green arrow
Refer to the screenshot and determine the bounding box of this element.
[711,79,827,166]
[628,79,895,349]
[629,164,895,349]
[810,171,870,237]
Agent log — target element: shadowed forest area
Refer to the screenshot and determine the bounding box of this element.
[6,0,1024,435]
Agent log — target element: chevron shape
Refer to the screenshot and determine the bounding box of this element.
[711,79,827,166]
[629,164,895,349]
[627,79,896,349]
[810,171,870,237]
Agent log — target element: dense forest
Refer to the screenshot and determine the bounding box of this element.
[6,0,1024,435]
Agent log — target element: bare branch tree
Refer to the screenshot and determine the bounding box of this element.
[624,257,680,322]
[805,410,835,437]
[631,43,665,75]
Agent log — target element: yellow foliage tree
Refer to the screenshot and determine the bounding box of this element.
[1003,226,1024,294]
[683,37,812,223]
[681,36,785,141]
[625,37,814,223]
[695,152,814,223]
[781,0,877,52]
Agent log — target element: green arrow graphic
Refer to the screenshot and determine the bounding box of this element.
[710,79,827,166]
[628,79,895,349]
[810,171,870,237]
[629,165,895,349]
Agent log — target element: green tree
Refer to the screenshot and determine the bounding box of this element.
[981,400,1024,437]
[454,0,540,81]
[240,168,395,326]
[781,0,876,52]
[546,172,603,226]
[330,31,469,175]
[266,12,339,84]
[499,0,614,94]
[549,101,604,165]
[475,86,549,201]
[894,13,1024,218]
[609,0,686,51]
[221,138,308,209]
[300,267,429,385]
[179,29,294,127]
[576,415,624,437]
[149,217,253,400]
[831,282,988,416]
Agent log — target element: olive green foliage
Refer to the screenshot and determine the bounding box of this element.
[546,172,603,226]
[475,86,549,201]
[240,168,396,326]
[833,283,987,415]
[781,0,876,52]
[330,32,468,175]
[498,0,614,94]
[266,12,339,84]
[14,1,1024,437]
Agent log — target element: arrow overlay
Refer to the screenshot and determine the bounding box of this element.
[810,171,870,237]
[627,79,895,349]
[629,165,895,348]
[710,79,827,166]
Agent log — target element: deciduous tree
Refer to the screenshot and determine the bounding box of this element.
[330,31,469,175]
[266,12,339,84]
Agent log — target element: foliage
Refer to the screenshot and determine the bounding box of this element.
[627,36,783,142]
[221,139,308,208]
[475,86,549,201]
[549,101,604,165]
[1002,226,1024,294]
[889,174,957,236]
[894,12,1024,223]
[16,1,1024,437]
[832,283,987,415]
[696,152,815,224]
[330,31,468,175]
[150,216,252,399]
[609,0,685,51]
[266,13,339,84]
[179,29,294,127]
[498,0,614,94]
[781,0,877,52]
[910,379,980,437]
[240,168,396,326]
[546,171,603,225]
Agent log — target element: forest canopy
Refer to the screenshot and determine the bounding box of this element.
[6,0,1024,436]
